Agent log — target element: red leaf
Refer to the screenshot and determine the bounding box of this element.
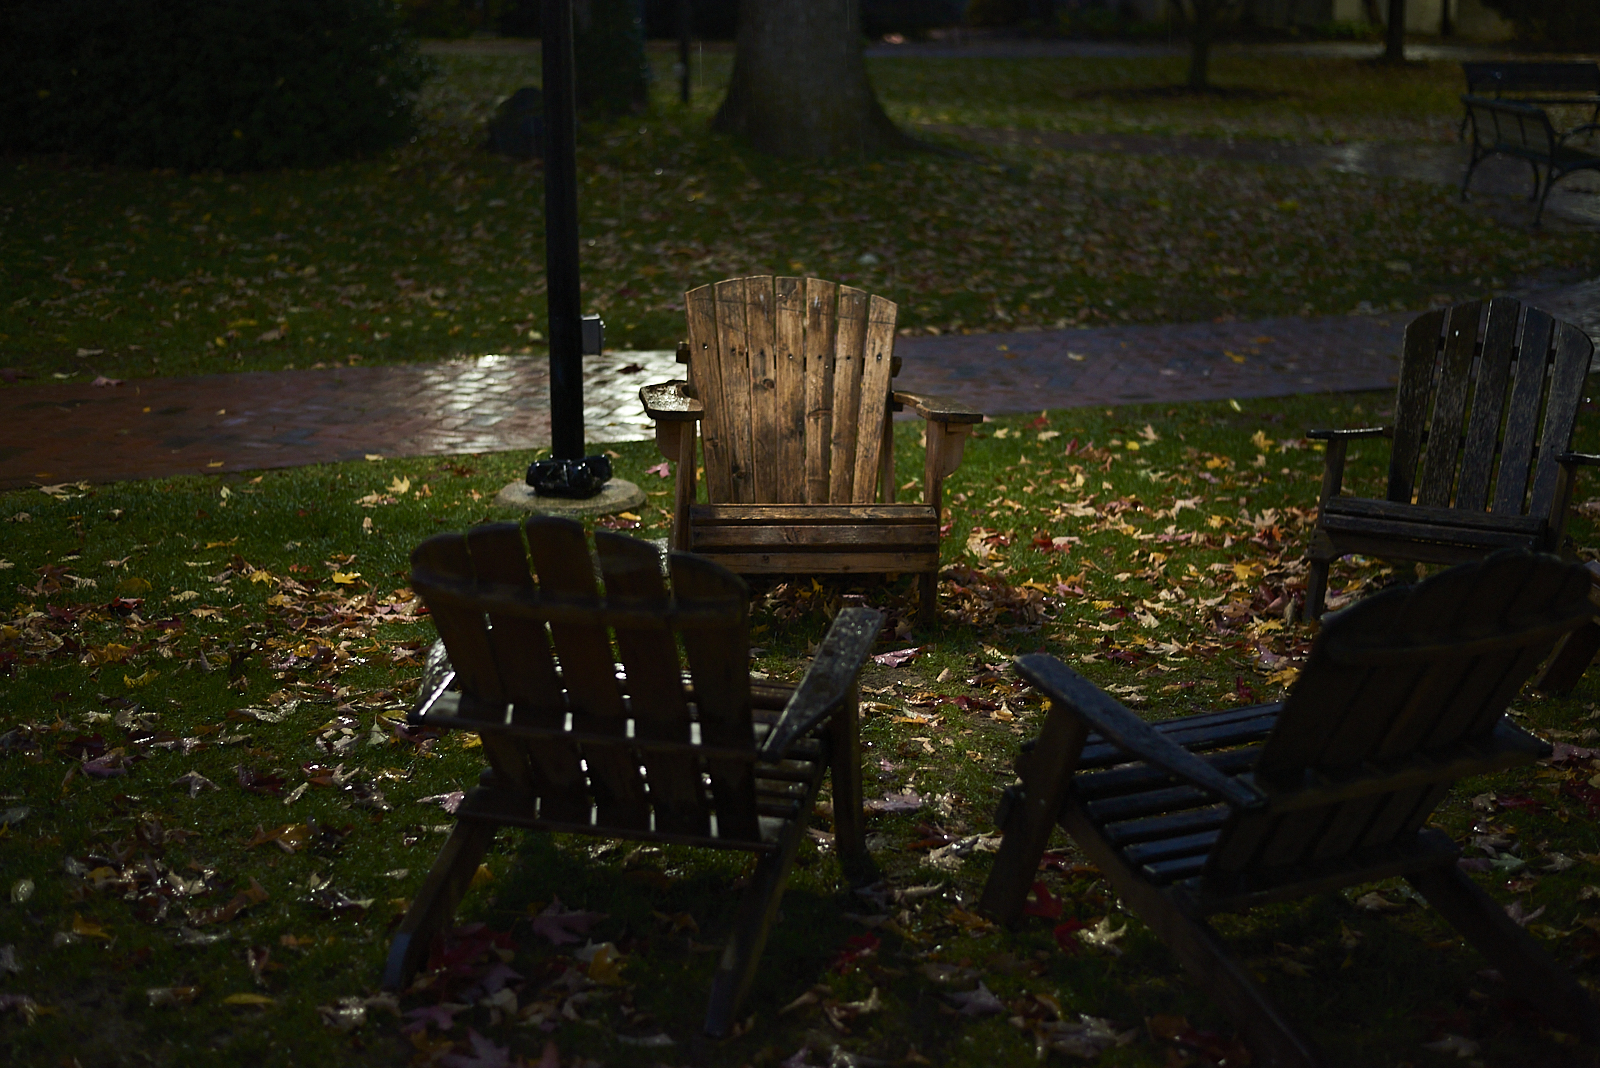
[1022,882,1062,920]
[1052,919,1086,954]
[831,932,880,973]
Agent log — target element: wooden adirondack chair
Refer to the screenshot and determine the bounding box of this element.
[382,517,884,1036]
[1306,297,1598,620]
[640,276,984,619]
[979,550,1600,1067]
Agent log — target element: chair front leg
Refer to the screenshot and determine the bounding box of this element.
[672,420,698,552]
[826,680,875,885]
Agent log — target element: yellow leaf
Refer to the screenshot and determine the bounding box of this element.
[205,539,239,548]
[249,571,274,584]
[1250,430,1273,451]
[266,593,291,608]
[124,670,159,689]
[223,993,276,1007]
[586,943,626,985]
[617,511,641,522]
[387,476,411,494]
[331,572,361,585]
[71,914,113,940]
[469,864,494,890]
[115,576,152,595]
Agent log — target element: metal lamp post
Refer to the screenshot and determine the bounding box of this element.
[527,0,611,498]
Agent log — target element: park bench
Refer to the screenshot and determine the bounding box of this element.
[1461,60,1600,137]
[1460,96,1600,226]
[382,517,883,1036]
[980,550,1600,1067]
[640,275,984,620]
[1304,297,1597,620]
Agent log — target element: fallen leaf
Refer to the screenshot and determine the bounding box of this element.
[222,992,275,1007]
[528,897,606,946]
[945,981,1004,1016]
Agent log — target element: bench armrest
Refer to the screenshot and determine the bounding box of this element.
[640,381,703,422]
[892,390,984,424]
[1305,426,1390,441]
[1559,451,1600,467]
[1560,123,1600,144]
[760,607,884,761]
[1014,654,1268,812]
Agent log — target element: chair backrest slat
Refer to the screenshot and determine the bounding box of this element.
[1387,308,1445,504]
[850,294,899,503]
[713,279,758,503]
[687,284,734,502]
[773,277,809,502]
[827,286,872,502]
[803,277,840,503]
[669,552,759,841]
[1454,299,1523,510]
[1494,308,1555,514]
[595,531,710,836]
[1414,302,1481,507]
[746,278,780,503]
[412,534,505,707]
[1529,317,1592,518]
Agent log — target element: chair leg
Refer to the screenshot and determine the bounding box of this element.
[383,817,496,991]
[827,693,877,886]
[1305,557,1331,621]
[1156,908,1326,1068]
[1053,808,1324,1067]
[704,825,806,1037]
[1407,864,1600,1042]
[917,571,938,623]
[1533,618,1600,695]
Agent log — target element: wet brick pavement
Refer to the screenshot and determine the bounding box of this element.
[2,313,1421,490]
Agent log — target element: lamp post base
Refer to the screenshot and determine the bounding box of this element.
[494,478,645,518]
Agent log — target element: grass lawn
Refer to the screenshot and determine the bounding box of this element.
[3,50,1596,384]
[5,390,1600,1066]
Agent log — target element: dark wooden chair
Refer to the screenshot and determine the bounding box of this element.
[382,517,883,1037]
[979,550,1600,1067]
[1305,297,1597,620]
[640,275,984,619]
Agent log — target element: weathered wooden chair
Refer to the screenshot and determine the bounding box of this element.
[1305,297,1597,619]
[382,517,883,1036]
[979,550,1600,1067]
[640,275,984,619]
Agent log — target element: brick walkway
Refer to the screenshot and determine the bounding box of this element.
[1,313,1416,490]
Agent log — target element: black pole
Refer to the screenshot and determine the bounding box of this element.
[542,0,583,461]
[678,0,691,104]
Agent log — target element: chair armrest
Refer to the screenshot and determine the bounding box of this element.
[892,390,984,425]
[1305,426,1390,441]
[1014,654,1267,812]
[759,607,884,761]
[640,381,702,422]
[1559,451,1600,467]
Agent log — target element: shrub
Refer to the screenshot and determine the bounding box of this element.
[1479,0,1600,47]
[0,0,433,172]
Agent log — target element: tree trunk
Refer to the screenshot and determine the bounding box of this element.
[711,0,908,158]
[1187,7,1212,89]
[1384,0,1406,62]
